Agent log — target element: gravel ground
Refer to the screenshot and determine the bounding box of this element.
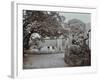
[23,53,68,69]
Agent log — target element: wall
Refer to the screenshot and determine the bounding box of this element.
[0,0,100,80]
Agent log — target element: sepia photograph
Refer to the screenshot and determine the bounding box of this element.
[23,10,91,69]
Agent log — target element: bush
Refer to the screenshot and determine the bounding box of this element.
[64,44,91,66]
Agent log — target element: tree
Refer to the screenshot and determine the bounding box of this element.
[64,19,91,66]
[23,10,66,49]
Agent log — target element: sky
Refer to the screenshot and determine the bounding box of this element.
[59,12,91,23]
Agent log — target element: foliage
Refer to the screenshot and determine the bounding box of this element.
[23,10,66,49]
[64,31,91,66]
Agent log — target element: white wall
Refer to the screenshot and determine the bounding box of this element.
[0,0,100,80]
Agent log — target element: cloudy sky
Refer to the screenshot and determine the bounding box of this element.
[59,12,91,23]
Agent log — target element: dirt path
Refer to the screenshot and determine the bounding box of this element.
[23,53,68,69]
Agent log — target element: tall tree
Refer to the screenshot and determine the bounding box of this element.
[23,10,65,49]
